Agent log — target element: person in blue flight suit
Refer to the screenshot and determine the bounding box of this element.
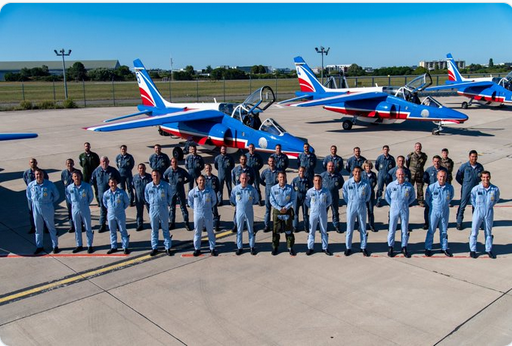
[204,164,221,232]
[132,163,152,231]
[163,158,191,231]
[385,168,416,258]
[246,143,264,206]
[298,143,317,181]
[323,145,344,175]
[231,154,256,232]
[292,166,312,233]
[456,150,484,230]
[260,156,280,233]
[375,145,396,207]
[145,170,173,257]
[61,158,80,233]
[230,172,259,255]
[345,147,366,177]
[66,171,94,254]
[423,156,448,230]
[343,166,371,257]
[424,170,454,257]
[90,156,121,233]
[116,144,135,206]
[388,155,411,183]
[26,169,60,255]
[149,144,171,177]
[185,145,205,191]
[362,160,377,232]
[188,175,218,257]
[103,177,130,255]
[214,145,234,205]
[270,144,289,172]
[321,161,344,233]
[305,174,333,256]
[270,172,297,256]
[23,158,49,234]
[469,171,500,259]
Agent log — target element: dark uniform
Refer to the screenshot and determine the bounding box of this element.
[456,161,484,228]
[79,151,100,183]
[270,152,289,172]
[292,175,312,232]
[362,169,377,231]
[185,153,205,190]
[90,166,121,231]
[149,152,171,177]
[440,156,454,184]
[132,172,152,230]
[260,167,280,231]
[163,166,191,229]
[205,173,221,231]
[232,165,255,186]
[214,153,234,204]
[246,151,264,204]
[323,154,344,175]
[388,166,412,183]
[116,153,135,205]
[406,151,428,205]
[375,154,396,206]
[346,155,367,177]
[320,170,345,232]
[298,152,317,180]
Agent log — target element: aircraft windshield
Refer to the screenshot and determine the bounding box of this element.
[259,118,286,136]
[498,71,512,91]
[242,86,276,113]
[421,96,442,108]
[405,73,432,93]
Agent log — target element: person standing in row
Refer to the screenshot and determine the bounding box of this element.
[298,143,317,181]
[260,156,280,233]
[230,173,259,255]
[343,166,371,257]
[61,158,80,233]
[323,145,344,175]
[388,155,411,183]
[214,145,234,205]
[103,177,130,255]
[375,145,395,207]
[90,156,121,233]
[346,147,366,177]
[132,163,152,231]
[145,170,173,257]
[23,158,49,234]
[27,169,60,255]
[406,142,428,207]
[385,168,415,258]
[204,164,221,232]
[440,148,454,184]
[321,161,344,233]
[423,156,447,230]
[425,170,454,257]
[66,171,94,254]
[163,158,191,231]
[116,144,135,206]
[456,150,484,230]
[246,143,264,206]
[185,145,204,191]
[78,142,100,184]
[469,171,500,259]
[270,144,289,172]
[149,144,171,177]
[270,172,297,256]
[362,160,377,232]
[305,175,332,256]
[188,175,218,257]
[292,166,312,233]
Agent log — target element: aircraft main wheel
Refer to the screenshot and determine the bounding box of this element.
[342,120,353,130]
[461,102,469,109]
[172,147,184,161]
[432,128,441,135]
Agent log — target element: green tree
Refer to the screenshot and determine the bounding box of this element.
[185,65,195,75]
[347,64,366,76]
[489,58,494,68]
[68,62,87,81]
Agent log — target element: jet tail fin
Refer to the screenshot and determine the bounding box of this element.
[133,59,173,109]
[294,56,327,94]
[446,53,465,83]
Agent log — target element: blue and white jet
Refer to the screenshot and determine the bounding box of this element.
[280,56,468,135]
[427,53,512,109]
[86,59,310,159]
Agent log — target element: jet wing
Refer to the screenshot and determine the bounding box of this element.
[292,91,389,107]
[277,94,314,106]
[86,109,224,132]
[426,81,495,92]
[0,133,38,141]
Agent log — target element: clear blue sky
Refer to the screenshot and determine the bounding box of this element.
[1,3,511,70]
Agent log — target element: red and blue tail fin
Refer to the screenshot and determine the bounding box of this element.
[294,56,327,94]
[134,59,171,109]
[446,53,464,83]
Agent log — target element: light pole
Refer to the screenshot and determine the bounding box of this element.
[315,46,330,85]
[54,49,72,99]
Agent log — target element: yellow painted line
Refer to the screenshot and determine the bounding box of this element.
[0,228,235,305]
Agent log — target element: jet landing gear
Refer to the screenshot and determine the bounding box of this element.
[432,122,443,135]
[342,118,355,130]
[461,99,473,109]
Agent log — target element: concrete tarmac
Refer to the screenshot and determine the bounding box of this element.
[0,97,511,345]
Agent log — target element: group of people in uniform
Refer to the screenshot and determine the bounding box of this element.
[24,140,500,259]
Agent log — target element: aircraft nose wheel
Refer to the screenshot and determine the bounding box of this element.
[432,128,441,135]
[461,101,469,109]
[342,120,353,130]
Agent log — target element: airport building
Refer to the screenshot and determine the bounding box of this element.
[419,59,465,71]
[0,60,120,81]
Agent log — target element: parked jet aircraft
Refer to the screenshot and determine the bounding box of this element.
[86,59,309,158]
[427,53,512,109]
[280,56,468,135]
[0,133,37,141]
